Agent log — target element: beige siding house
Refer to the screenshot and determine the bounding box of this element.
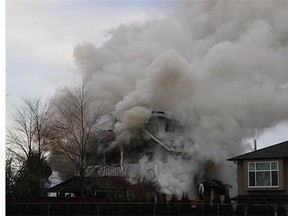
[228,141,288,204]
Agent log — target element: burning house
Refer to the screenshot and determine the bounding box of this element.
[46,0,288,204]
[72,109,233,202]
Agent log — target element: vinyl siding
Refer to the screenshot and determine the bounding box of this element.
[237,159,288,196]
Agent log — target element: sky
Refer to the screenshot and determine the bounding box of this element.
[6,0,167,105]
[5,0,288,152]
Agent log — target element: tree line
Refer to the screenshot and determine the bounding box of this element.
[6,82,109,197]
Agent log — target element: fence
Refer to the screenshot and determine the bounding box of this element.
[6,202,288,216]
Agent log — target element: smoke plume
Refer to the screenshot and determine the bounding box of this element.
[59,0,288,198]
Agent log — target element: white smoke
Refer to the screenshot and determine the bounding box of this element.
[114,106,151,145]
[71,1,288,198]
[116,106,151,131]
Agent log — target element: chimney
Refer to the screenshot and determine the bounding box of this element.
[254,139,257,151]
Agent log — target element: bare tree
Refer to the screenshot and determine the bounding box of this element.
[7,97,52,158]
[48,81,107,195]
[6,149,17,196]
[6,97,53,196]
[128,165,160,202]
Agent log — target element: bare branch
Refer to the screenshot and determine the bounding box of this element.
[48,81,107,191]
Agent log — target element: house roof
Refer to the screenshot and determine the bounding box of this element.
[199,176,232,189]
[48,176,131,192]
[228,140,288,161]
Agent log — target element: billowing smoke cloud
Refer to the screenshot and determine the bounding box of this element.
[114,106,151,145]
[116,106,151,131]
[70,0,288,198]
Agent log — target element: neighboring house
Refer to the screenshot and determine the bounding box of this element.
[228,140,288,204]
[48,175,164,202]
[47,176,132,201]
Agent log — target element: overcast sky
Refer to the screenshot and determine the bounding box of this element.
[6,0,167,105]
[5,0,288,150]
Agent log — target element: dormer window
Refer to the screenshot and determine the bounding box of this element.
[248,161,279,188]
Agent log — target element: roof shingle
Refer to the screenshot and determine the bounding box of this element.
[228,140,288,161]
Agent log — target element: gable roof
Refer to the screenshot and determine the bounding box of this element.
[228,140,288,161]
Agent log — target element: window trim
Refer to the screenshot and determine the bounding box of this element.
[247,161,279,189]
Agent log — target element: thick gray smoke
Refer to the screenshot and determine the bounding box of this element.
[70,1,288,197]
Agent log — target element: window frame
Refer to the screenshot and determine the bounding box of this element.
[247,161,279,189]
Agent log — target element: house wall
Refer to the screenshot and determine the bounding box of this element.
[237,161,245,196]
[284,158,288,191]
[237,158,288,196]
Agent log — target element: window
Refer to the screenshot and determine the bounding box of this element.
[248,161,279,188]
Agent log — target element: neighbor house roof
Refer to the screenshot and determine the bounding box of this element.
[48,176,131,192]
[228,140,288,161]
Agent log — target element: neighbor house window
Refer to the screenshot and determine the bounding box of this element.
[248,161,279,188]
